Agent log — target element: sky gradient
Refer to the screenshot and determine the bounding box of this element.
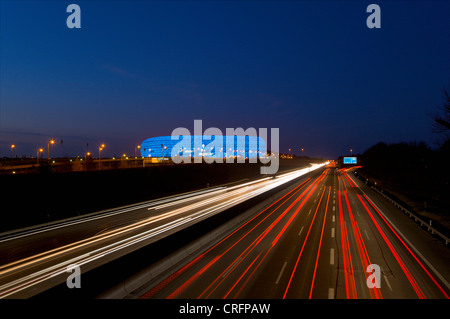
[1,0,449,159]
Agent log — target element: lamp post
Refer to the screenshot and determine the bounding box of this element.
[85,152,91,171]
[135,145,141,157]
[48,139,55,159]
[99,144,105,170]
[37,148,43,164]
[10,144,15,160]
[135,145,141,166]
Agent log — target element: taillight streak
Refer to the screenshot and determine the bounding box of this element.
[282,183,327,298]
[357,194,426,299]
[338,175,357,299]
[308,186,331,298]
[344,189,382,299]
[198,172,327,299]
[232,170,330,298]
[271,169,329,247]
[359,193,450,299]
[163,177,314,299]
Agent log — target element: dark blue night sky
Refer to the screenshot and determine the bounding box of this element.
[1,1,449,159]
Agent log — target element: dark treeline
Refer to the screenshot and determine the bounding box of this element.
[360,139,450,209]
[361,88,450,210]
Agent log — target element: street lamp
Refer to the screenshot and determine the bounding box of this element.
[48,139,55,159]
[350,149,353,156]
[84,152,91,171]
[99,144,105,169]
[10,144,15,160]
[135,145,141,157]
[37,148,44,164]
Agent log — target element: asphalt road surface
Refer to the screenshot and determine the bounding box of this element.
[139,164,450,299]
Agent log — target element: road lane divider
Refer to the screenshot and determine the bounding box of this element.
[275,262,288,285]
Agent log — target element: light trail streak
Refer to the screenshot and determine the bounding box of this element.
[0,163,328,298]
[282,180,327,299]
[338,174,357,299]
[309,186,331,298]
[139,178,313,299]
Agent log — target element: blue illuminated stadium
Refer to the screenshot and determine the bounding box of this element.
[140,135,267,159]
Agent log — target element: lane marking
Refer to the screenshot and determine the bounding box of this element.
[364,229,370,240]
[330,248,335,265]
[328,288,335,299]
[275,262,288,284]
[381,266,393,292]
[331,228,335,238]
[384,275,393,292]
[222,257,242,278]
[298,226,304,236]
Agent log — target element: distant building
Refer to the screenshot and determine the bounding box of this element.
[140,135,267,159]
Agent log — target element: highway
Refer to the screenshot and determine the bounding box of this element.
[0,163,326,298]
[139,164,450,299]
[1,162,449,299]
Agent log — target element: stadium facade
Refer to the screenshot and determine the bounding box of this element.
[140,135,267,159]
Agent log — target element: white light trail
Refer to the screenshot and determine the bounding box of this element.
[0,162,327,298]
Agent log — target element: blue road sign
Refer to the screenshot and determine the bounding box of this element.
[343,157,357,164]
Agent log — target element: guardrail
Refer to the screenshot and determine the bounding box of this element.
[371,186,449,245]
